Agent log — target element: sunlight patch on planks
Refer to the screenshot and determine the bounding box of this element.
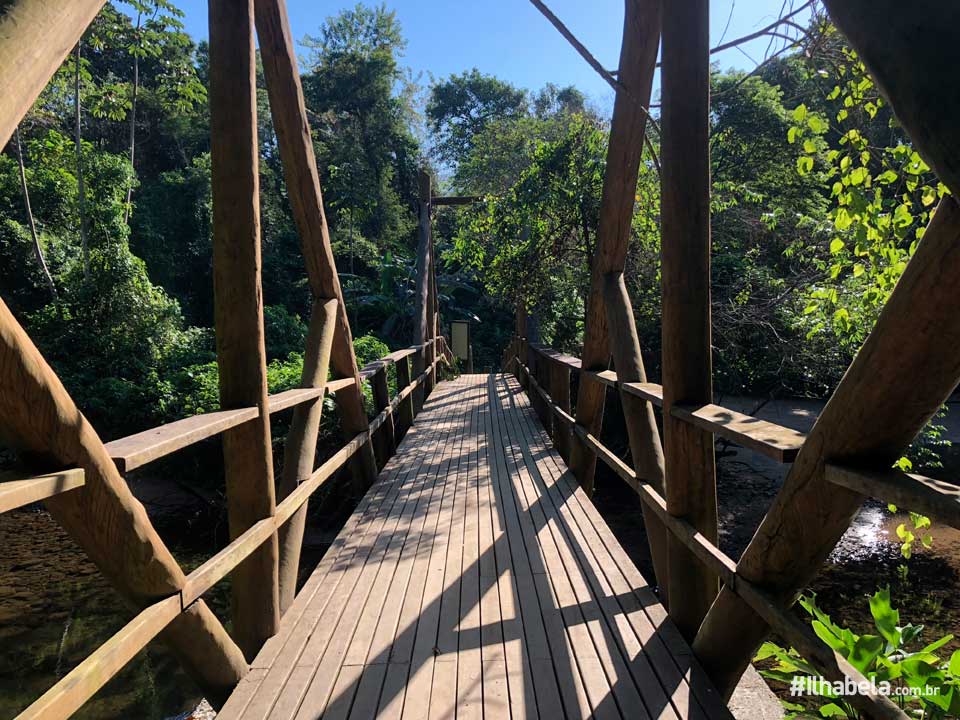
[218,373,731,720]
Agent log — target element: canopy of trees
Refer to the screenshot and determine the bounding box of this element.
[0,1,947,470]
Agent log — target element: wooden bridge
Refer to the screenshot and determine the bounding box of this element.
[218,373,729,720]
[1,0,959,719]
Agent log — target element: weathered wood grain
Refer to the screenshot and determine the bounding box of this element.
[254,0,377,494]
[209,0,279,659]
[277,298,338,614]
[0,299,247,706]
[569,0,661,496]
[0,468,84,513]
[0,0,106,148]
[660,0,718,640]
[672,404,805,463]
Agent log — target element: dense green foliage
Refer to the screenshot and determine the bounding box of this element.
[758,589,960,718]
[0,5,950,467]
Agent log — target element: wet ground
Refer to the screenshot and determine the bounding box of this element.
[2,397,959,718]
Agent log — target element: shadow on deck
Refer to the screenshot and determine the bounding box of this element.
[219,373,732,720]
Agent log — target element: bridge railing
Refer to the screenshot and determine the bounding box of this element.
[504,334,959,720]
[7,335,451,720]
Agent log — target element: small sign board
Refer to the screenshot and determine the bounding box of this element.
[451,320,470,359]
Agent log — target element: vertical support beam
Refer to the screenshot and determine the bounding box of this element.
[549,357,572,462]
[427,231,439,389]
[371,364,396,468]
[277,298,337,614]
[209,0,279,659]
[413,169,431,412]
[569,0,662,501]
[660,0,718,639]
[254,0,377,496]
[395,355,414,440]
[0,300,248,707]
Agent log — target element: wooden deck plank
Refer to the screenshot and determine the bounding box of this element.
[293,381,468,720]
[488,377,593,719]
[496,375,652,720]
[504,376,731,720]
[457,382,484,720]
[240,381,462,719]
[499,375,685,720]
[223,374,730,720]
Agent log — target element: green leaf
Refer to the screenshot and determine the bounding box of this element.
[808,115,828,134]
[834,207,853,231]
[852,263,865,278]
[803,139,817,154]
[819,702,849,717]
[869,587,901,647]
[792,104,808,123]
[949,649,960,676]
[922,185,937,207]
[877,169,898,184]
[787,126,798,144]
[848,167,868,186]
[829,239,845,254]
[797,156,814,175]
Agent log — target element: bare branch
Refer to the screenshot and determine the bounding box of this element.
[526,0,661,175]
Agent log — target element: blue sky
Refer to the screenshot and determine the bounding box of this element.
[168,0,810,113]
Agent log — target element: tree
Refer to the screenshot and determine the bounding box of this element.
[427,69,528,168]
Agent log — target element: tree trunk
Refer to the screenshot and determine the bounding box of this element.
[569,0,661,500]
[254,0,378,496]
[123,12,141,226]
[413,169,431,412]
[14,125,57,300]
[74,41,89,279]
[660,0,718,640]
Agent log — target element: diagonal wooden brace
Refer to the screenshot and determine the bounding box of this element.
[0,299,248,707]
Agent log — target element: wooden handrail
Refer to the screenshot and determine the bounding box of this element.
[105,380,357,473]
[825,463,960,530]
[515,358,906,720]
[15,352,443,720]
[525,345,804,463]
[0,468,85,514]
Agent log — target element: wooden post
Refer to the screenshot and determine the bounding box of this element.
[209,0,279,659]
[549,357,572,462]
[0,0,107,149]
[277,298,337,614]
[660,0,718,640]
[395,355,414,440]
[254,0,378,497]
[413,169,431,412]
[694,0,960,690]
[604,273,671,603]
[427,232,439,390]
[371,364,396,468]
[0,299,248,707]
[568,0,662,500]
